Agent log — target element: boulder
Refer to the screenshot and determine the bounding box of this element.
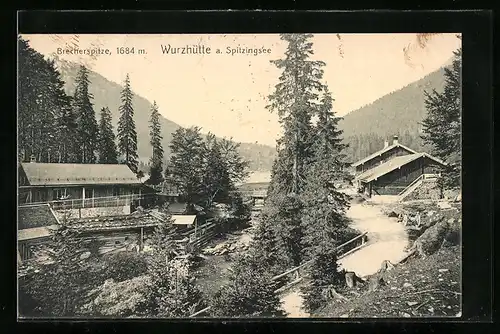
[412,218,451,257]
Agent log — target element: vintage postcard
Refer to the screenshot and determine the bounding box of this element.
[17,33,462,319]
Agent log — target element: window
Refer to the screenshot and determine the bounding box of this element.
[113,187,120,197]
[52,188,66,200]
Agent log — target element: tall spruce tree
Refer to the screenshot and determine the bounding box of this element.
[421,47,462,190]
[148,101,164,185]
[264,33,328,266]
[298,84,352,313]
[97,107,118,164]
[73,65,98,163]
[117,73,139,173]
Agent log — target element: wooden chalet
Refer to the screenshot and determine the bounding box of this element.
[352,135,418,175]
[355,152,446,197]
[18,162,144,209]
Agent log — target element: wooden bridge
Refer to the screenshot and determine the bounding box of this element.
[188,231,369,317]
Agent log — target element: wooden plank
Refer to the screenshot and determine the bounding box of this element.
[189,306,211,318]
[274,277,303,294]
[337,241,369,259]
[271,259,313,281]
[336,232,368,250]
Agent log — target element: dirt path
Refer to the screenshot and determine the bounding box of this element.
[338,201,410,277]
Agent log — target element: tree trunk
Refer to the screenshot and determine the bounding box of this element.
[368,276,385,292]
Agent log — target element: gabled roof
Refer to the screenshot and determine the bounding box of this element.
[356,153,446,183]
[20,163,142,186]
[352,143,418,167]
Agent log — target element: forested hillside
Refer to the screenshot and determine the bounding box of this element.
[341,66,449,162]
[53,56,276,172]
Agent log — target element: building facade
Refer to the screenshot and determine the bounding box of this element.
[352,136,446,198]
[18,162,144,209]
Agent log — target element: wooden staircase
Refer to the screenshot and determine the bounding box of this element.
[398,174,438,202]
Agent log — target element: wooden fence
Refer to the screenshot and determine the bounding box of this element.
[188,231,369,317]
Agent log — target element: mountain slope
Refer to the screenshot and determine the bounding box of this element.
[340,66,447,139]
[53,57,276,172]
[340,65,449,161]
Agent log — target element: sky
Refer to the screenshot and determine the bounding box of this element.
[21,33,461,147]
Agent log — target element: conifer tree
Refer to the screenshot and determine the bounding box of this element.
[73,65,98,163]
[144,206,204,317]
[299,87,351,312]
[265,33,328,266]
[117,73,139,173]
[249,207,290,275]
[421,48,462,189]
[148,101,164,185]
[97,107,118,164]
[209,253,285,317]
[267,33,326,195]
[18,38,77,163]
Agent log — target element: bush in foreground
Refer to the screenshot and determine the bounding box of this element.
[209,254,285,317]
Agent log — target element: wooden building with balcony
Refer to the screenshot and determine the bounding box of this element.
[18,162,144,209]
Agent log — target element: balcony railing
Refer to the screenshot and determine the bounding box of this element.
[25,193,157,211]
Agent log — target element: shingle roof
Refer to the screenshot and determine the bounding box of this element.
[356,153,446,183]
[20,163,142,186]
[66,211,163,232]
[351,143,418,167]
[18,204,60,229]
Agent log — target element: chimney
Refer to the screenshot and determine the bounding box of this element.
[393,135,399,145]
[30,154,36,163]
[384,140,389,148]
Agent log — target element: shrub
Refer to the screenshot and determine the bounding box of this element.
[101,251,148,282]
[209,254,285,317]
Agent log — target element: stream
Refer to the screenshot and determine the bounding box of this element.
[280,196,410,317]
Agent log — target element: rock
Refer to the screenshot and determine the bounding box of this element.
[79,251,91,260]
[340,313,349,318]
[407,301,418,306]
[437,201,451,209]
[427,211,436,217]
[219,248,228,255]
[438,268,449,273]
[213,243,227,252]
[401,312,411,318]
[403,282,413,288]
